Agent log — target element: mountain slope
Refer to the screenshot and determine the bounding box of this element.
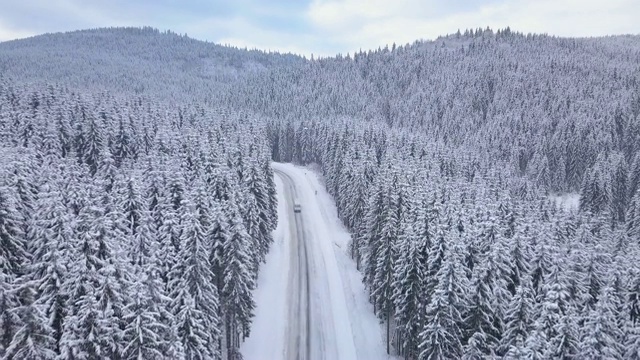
[0,27,303,101]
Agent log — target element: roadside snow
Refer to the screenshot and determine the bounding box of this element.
[241,175,290,359]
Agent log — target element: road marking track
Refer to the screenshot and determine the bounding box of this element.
[274,169,312,360]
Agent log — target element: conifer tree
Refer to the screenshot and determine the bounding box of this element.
[223,199,256,357]
[419,243,466,360]
[168,197,221,359]
[578,283,624,358]
[3,283,56,360]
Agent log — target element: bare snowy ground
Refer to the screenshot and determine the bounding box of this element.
[241,163,393,360]
[549,192,580,211]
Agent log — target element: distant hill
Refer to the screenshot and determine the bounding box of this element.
[2,27,639,192]
[0,27,303,101]
[229,29,640,191]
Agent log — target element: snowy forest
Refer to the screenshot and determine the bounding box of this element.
[0,83,277,359]
[1,26,640,359]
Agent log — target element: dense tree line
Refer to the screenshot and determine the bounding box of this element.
[235,28,640,194]
[4,28,638,194]
[0,27,302,103]
[270,118,640,359]
[0,80,277,359]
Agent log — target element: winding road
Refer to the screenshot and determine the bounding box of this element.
[242,163,391,360]
[274,168,312,360]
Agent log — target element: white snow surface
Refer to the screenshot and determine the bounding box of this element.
[549,192,580,212]
[241,162,393,360]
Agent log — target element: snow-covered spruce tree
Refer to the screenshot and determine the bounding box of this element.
[261,157,278,232]
[122,213,184,359]
[506,215,533,296]
[610,152,629,224]
[626,190,640,242]
[418,242,467,360]
[222,198,256,358]
[346,163,373,264]
[27,181,72,352]
[532,258,579,359]
[82,111,104,176]
[10,159,40,252]
[578,282,624,358]
[461,254,503,357]
[156,187,181,287]
[58,205,123,360]
[0,185,28,277]
[361,171,388,306]
[3,282,56,360]
[373,169,404,354]
[391,189,423,358]
[499,279,535,356]
[208,201,230,299]
[243,155,273,263]
[168,196,221,359]
[237,181,262,281]
[118,176,144,239]
[0,185,28,356]
[628,153,640,205]
[423,202,448,307]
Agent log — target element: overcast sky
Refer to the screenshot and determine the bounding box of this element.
[1,0,639,56]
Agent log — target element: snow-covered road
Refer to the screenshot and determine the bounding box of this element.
[241,163,392,360]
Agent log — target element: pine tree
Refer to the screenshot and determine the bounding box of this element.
[610,152,628,223]
[578,283,624,358]
[362,175,386,301]
[499,280,535,355]
[373,171,402,354]
[82,112,103,176]
[29,182,71,351]
[222,200,256,358]
[119,177,143,237]
[208,203,229,298]
[3,283,56,360]
[0,186,28,276]
[418,244,466,360]
[0,269,21,358]
[122,270,184,359]
[533,258,578,359]
[0,186,27,355]
[168,197,221,359]
[628,152,640,204]
[629,269,640,326]
[507,218,533,295]
[626,190,640,242]
[156,193,180,286]
[626,319,640,359]
[58,280,114,360]
[174,292,212,360]
[462,257,502,357]
[261,158,278,231]
[244,156,273,260]
[113,116,132,168]
[58,205,124,360]
[392,221,425,358]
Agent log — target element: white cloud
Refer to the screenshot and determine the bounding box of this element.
[306,0,640,55]
[0,26,34,42]
[183,15,324,57]
[1,0,638,57]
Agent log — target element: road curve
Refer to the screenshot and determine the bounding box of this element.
[273,168,312,360]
